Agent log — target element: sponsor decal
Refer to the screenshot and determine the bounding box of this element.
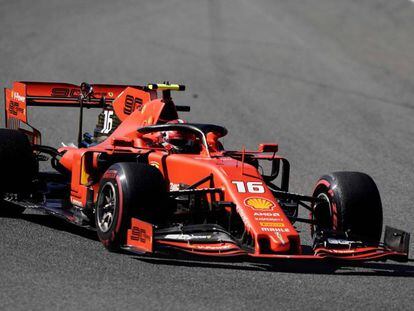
[51,88,80,97]
[255,218,282,222]
[261,227,290,233]
[193,244,233,250]
[164,234,212,240]
[245,197,274,211]
[51,87,108,99]
[254,212,280,217]
[127,218,153,252]
[259,222,285,228]
[8,101,25,116]
[131,226,151,243]
[326,238,355,246]
[149,161,160,169]
[11,91,25,102]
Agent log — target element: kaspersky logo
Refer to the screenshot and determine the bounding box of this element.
[244,197,275,211]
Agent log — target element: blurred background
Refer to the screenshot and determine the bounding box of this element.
[1,0,413,310]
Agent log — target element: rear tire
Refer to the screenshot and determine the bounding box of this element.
[95,162,168,252]
[0,129,37,217]
[312,171,383,242]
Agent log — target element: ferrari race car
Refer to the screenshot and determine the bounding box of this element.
[1,81,410,263]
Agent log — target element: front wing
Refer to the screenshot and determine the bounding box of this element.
[124,218,409,263]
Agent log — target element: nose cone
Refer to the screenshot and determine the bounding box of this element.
[257,232,301,254]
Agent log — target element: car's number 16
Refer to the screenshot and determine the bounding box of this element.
[232,181,265,193]
[101,110,114,134]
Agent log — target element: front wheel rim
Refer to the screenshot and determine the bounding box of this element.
[313,192,332,232]
[97,182,117,233]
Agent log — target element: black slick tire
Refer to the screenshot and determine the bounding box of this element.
[312,171,383,242]
[95,162,168,252]
[0,129,37,216]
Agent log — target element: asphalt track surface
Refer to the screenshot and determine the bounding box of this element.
[1,0,414,310]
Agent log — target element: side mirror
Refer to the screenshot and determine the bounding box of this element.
[258,143,278,153]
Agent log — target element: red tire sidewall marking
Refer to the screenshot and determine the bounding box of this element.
[99,174,124,245]
[312,179,338,233]
[313,179,330,193]
[114,175,124,234]
[327,189,338,230]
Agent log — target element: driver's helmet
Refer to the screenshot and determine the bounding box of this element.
[160,119,198,153]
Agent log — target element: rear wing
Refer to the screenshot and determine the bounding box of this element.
[4,81,189,145]
[4,81,159,144]
[4,81,157,124]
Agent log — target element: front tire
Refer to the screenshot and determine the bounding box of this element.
[95,162,168,252]
[312,171,383,242]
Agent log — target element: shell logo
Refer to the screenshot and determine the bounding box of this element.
[244,197,274,210]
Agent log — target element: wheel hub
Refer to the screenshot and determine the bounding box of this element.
[97,182,117,233]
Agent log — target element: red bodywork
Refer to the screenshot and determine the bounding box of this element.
[4,81,409,262]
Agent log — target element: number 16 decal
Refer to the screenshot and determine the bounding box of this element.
[232,181,265,193]
[101,110,114,134]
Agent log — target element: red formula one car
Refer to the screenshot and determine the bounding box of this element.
[1,81,410,263]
